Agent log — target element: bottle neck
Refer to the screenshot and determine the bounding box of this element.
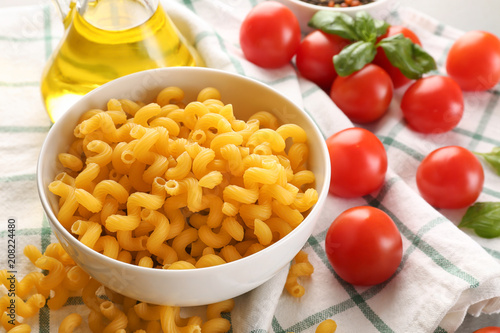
[63,0,160,31]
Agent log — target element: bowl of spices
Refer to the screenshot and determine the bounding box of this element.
[275,0,395,33]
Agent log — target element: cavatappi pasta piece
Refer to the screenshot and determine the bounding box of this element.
[71,220,102,249]
[82,278,105,313]
[142,209,178,265]
[197,86,221,102]
[189,238,208,258]
[290,170,316,191]
[0,294,45,318]
[134,302,162,321]
[198,225,232,249]
[199,194,224,228]
[100,301,128,333]
[266,217,293,242]
[272,200,304,228]
[202,247,215,256]
[88,309,107,333]
[48,181,79,229]
[218,245,242,263]
[6,324,31,333]
[253,219,273,246]
[86,140,113,166]
[94,235,120,259]
[160,306,201,333]
[116,230,148,252]
[172,227,198,262]
[47,284,69,310]
[124,307,142,333]
[200,315,231,332]
[43,243,75,266]
[105,190,164,232]
[292,188,319,213]
[133,103,162,127]
[239,202,272,226]
[248,111,280,130]
[157,86,184,107]
[74,162,100,191]
[34,256,66,290]
[116,250,133,264]
[288,142,309,171]
[138,256,154,268]
[221,216,244,242]
[243,242,265,257]
[195,254,226,268]
[315,319,338,333]
[58,153,83,172]
[285,250,314,298]
[62,266,90,291]
[247,128,286,153]
[201,299,234,333]
[0,270,49,299]
[1,312,19,331]
[58,313,83,333]
[164,260,196,270]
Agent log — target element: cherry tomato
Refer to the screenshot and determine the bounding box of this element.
[446,30,500,91]
[401,75,464,133]
[326,127,387,198]
[295,30,351,90]
[416,146,484,209]
[474,327,500,333]
[239,1,301,68]
[330,64,393,123]
[325,206,403,286]
[373,25,422,89]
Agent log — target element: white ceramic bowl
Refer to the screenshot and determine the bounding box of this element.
[275,0,396,33]
[37,67,331,306]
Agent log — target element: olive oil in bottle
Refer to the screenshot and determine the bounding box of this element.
[41,0,198,122]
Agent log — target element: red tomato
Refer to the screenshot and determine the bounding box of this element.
[474,327,500,333]
[330,64,393,123]
[325,206,403,286]
[326,127,387,198]
[373,25,422,89]
[401,75,464,133]
[446,30,500,91]
[239,1,301,68]
[416,146,484,209]
[295,30,351,90]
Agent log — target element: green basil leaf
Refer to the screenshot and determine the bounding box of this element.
[413,43,437,73]
[377,34,437,79]
[459,202,500,238]
[333,41,376,76]
[475,147,500,176]
[308,11,359,41]
[353,11,377,43]
[374,18,390,37]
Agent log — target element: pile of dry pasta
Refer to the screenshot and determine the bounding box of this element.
[0,86,340,332]
[49,86,318,270]
[0,244,335,332]
[1,243,233,332]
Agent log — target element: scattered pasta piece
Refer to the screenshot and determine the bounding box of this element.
[0,243,239,332]
[285,250,314,298]
[58,313,82,333]
[315,319,338,333]
[7,324,31,333]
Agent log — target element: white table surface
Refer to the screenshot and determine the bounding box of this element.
[1,0,499,332]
